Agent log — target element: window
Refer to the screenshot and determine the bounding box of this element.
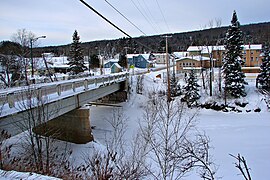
[256,57,259,61]
[251,57,254,61]
[193,63,195,66]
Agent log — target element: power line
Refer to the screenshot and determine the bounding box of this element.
[104,0,147,36]
[78,0,155,52]
[155,0,171,32]
[130,0,159,34]
[141,0,163,32]
[79,0,131,38]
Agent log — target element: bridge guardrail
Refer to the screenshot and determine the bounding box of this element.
[0,72,129,109]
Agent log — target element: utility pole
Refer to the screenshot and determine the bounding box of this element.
[161,35,172,102]
[207,46,213,97]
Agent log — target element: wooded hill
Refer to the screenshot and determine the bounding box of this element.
[37,22,270,57]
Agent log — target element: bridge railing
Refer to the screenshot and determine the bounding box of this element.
[0,72,129,110]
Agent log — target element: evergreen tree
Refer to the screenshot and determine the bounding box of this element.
[182,70,200,107]
[90,54,100,68]
[68,30,86,75]
[118,53,127,68]
[222,11,247,98]
[170,72,181,97]
[257,46,270,90]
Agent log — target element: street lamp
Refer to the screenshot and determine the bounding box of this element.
[30,35,46,78]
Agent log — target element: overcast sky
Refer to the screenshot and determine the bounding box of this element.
[0,0,269,46]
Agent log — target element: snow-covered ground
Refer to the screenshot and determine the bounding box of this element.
[89,69,270,179]
[1,68,269,179]
[0,170,61,180]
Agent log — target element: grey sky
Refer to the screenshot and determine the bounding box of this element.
[0,0,269,46]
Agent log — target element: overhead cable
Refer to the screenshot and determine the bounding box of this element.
[155,0,171,32]
[130,0,159,33]
[141,0,163,32]
[104,0,147,36]
[78,0,154,52]
[79,0,131,38]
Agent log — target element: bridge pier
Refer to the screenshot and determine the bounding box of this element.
[99,81,129,103]
[33,108,94,144]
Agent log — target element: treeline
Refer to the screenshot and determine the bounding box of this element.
[36,22,270,57]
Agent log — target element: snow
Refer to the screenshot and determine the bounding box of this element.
[1,68,269,179]
[103,58,118,64]
[176,55,212,61]
[187,44,262,54]
[0,169,61,180]
[126,53,151,61]
[90,70,270,179]
[187,45,226,54]
[196,110,270,179]
[242,44,262,50]
[173,51,189,58]
[0,72,128,118]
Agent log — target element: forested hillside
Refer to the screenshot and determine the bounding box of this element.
[37,22,270,57]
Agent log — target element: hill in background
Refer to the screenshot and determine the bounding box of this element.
[37,22,270,57]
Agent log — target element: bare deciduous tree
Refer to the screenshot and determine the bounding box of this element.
[9,87,75,178]
[10,29,37,84]
[136,75,144,94]
[0,130,12,170]
[179,134,216,180]
[215,18,222,28]
[230,153,252,180]
[139,94,216,179]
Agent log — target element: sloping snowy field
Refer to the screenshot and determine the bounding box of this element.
[1,69,269,179]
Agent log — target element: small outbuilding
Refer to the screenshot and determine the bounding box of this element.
[111,63,122,73]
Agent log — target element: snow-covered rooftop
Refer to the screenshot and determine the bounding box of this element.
[187,46,225,53]
[176,56,212,61]
[187,44,262,53]
[35,56,69,69]
[126,54,150,60]
[173,52,189,58]
[104,58,118,64]
[112,62,122,68]
[242,44,262,50]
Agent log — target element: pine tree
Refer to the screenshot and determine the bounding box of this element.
[257,46,270,90]
[182,70,200,107]
[170,72,181,97]
[90,54,100,68]
[118,53,127,68]
[68,30,86,75]
[222,11,247,98]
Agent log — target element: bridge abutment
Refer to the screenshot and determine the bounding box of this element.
[33,108,94,144]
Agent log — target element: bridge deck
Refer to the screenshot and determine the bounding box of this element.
[0,72,129,118]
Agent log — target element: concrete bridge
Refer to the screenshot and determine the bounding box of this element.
[0,72,129,143]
